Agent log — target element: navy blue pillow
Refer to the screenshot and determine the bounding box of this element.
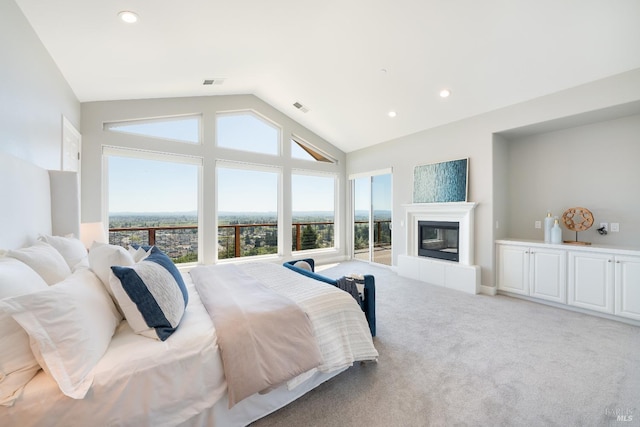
[111,246,188,341]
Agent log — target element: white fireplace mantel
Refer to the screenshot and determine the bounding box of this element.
[399,202,480,294]
[402,202,477,265]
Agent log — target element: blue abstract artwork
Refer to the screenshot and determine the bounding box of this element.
[413,158,468,203]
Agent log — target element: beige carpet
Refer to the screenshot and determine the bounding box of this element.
[251,261,640,427]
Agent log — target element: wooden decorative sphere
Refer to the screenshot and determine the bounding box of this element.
[562,207,594,232]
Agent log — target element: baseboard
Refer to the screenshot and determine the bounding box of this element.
[497,290,640,327]
[480,285,497,296]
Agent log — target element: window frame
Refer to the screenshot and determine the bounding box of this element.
[215,160,283,261]
[215,110,282,157]
[103,113,203,145]
[102,146,204,264]
[291,169,339,253]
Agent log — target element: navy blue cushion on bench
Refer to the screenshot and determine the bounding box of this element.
[283,259,376,337]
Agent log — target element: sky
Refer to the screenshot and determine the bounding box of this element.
[108,156,198,213]
[354,174,392,212]
[107,114,391,214]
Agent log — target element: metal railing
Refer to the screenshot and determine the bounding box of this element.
[109,220,390,261]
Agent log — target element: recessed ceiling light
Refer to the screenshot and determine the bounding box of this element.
[118,11,139,24]
[439,89,451,98]
[388,111,397,118]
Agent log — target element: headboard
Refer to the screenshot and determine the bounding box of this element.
[0,152,80,250]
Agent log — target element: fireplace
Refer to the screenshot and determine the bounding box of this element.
[403,202,476,265]
[418,221,459,262]
[399,202,479,294]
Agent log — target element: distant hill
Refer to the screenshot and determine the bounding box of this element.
[110,211,337,217]
[354,210,392,220]
[110,211,197,217]
[109,210,390,220]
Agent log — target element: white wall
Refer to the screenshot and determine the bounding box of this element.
[347,68,640,288]
[81,95,346,264]
[505,113,640,246]
[0,0,80,169]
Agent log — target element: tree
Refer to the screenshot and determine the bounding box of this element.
[301,225,318,250]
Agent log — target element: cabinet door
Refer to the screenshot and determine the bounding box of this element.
[568,252,614,313]
[497,245,529,295]
[615,255,640,321]
[530,248,566,303]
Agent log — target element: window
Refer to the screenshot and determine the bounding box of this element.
[292,173,336,251]
[106,150,201,263]
[104,115,201,144]
[352,171,392,266]
[291,137,335,163]
[216,112,280,155]
[217,165,280,259]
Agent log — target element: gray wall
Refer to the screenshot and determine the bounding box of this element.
[505,113,640,246]
[0,0,80,169]
[347,69,640,288]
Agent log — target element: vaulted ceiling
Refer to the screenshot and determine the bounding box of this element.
[15,0,640,152]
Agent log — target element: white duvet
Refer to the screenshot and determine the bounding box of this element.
[1,262,378,427]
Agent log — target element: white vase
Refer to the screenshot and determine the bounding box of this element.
[551,219,562,244]
[544,212,554,243]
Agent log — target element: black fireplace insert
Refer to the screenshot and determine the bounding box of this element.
[418,220,459,262]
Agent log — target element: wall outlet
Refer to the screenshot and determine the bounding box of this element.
[599,222,608,232]
[535,220,541,229]
[611,223,620,232]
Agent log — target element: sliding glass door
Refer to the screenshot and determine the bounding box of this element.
[352,172,392,265]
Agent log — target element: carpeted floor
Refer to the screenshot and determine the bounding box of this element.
[251,261,640,427]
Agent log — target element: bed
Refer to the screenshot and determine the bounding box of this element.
[0,152,378,426]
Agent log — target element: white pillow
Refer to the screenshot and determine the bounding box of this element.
[38,234,88,271]
[6,241,72,285]
[0,269,122,399]
[293,260,313,271]
[88,242,135,295]
[0,258,48,406]
[128,245,151,263]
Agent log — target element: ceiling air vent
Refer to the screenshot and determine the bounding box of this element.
[293,102,310,113]
[203,78,225,86]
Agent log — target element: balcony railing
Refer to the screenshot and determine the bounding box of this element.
[109,220,390,262]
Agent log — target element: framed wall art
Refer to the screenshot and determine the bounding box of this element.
[413,158,468,203]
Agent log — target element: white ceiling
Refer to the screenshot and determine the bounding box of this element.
[15,0,640,153]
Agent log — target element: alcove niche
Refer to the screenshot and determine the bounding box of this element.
[493,100,640,248]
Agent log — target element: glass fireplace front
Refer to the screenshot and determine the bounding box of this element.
[418,221,459,262]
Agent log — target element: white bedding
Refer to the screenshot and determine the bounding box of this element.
[1,279,226,427]
[239,262,378,381]
[1,263,378,427]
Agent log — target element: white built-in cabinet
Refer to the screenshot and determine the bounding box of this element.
[497,240,640,323]
[615,255,640,321]
[497,244,566,303]
[568,251,614,314]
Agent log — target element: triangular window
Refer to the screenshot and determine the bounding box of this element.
[104,115,201,144]
[216,112,280,155]
[291,138,335,163]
